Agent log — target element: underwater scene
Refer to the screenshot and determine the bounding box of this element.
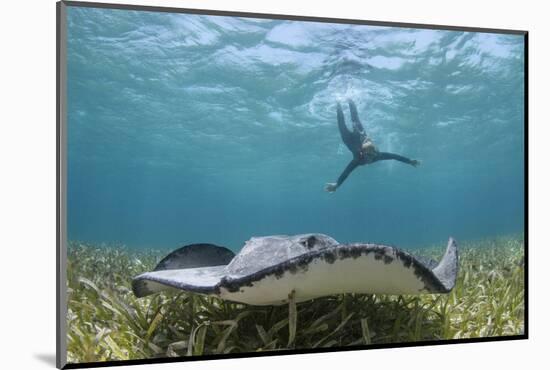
[65,5,525,364]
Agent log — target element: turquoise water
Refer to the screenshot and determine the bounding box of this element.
[66,6,525,251]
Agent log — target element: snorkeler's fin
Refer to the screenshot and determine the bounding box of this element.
[431,238,459,292]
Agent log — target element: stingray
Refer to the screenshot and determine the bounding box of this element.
[132,234,458,306]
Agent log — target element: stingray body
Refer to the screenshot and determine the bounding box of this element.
[132,234,458,306]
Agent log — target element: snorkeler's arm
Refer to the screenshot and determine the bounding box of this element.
[337,159,360,186]
[375,152,420,167]
[327,159,360,192]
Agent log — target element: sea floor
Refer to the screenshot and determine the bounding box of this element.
[65,236,525,364]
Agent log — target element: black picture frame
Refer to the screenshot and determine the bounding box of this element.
[56,1,528,368]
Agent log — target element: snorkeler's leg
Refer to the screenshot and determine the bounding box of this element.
[337,102,358,154]
[337,103,352,144]
[348,99,366,134]
[338,102,363,155]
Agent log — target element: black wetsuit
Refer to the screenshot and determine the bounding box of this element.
[333,100,417,189]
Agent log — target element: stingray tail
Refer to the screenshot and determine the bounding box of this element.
[431,238,459,292]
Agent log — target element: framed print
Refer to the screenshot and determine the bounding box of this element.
[57,1,527,368]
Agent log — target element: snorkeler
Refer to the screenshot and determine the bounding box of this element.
[325,100,420,193]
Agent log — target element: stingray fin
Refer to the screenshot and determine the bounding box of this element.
[132,265,226,298]
[431,238,459,292]
[153,243,235,271]
[132,277,172,298]
[132,244,235,298]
